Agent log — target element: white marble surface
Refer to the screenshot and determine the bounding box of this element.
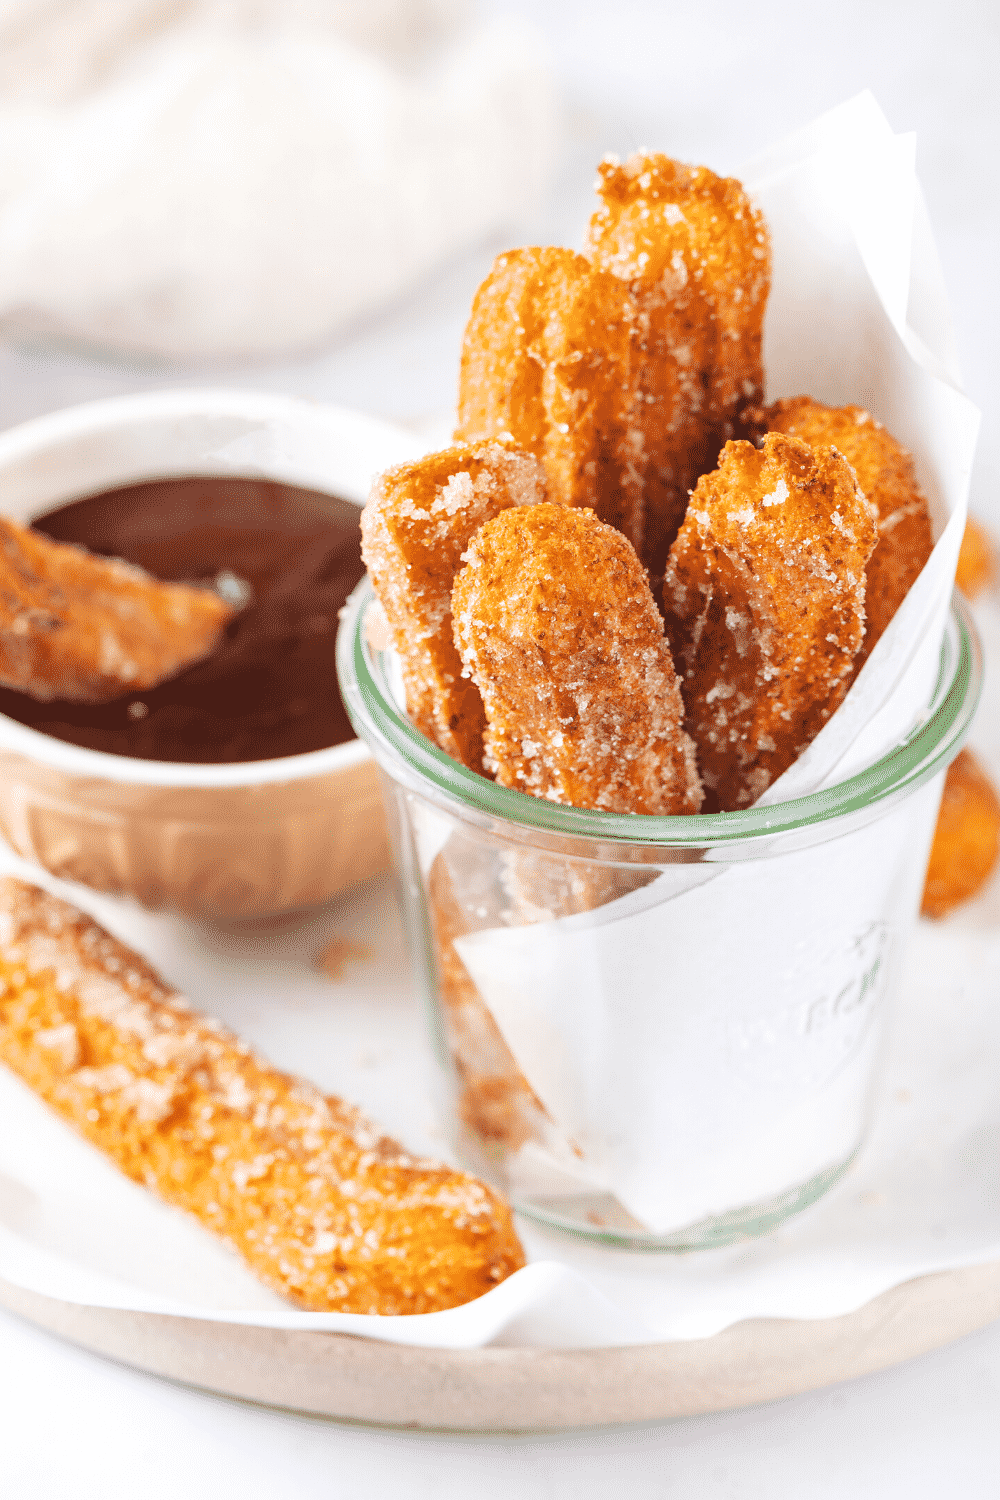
[3,0,1000,1492]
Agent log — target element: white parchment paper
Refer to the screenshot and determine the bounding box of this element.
[3,731,1000,1351]
[0,94,996,1349]
[451,91,981,1231]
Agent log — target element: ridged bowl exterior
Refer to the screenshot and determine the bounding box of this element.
[0,747,388,919]
[0,390,423,919]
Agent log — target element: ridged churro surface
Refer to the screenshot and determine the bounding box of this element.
[455,247,642,547]
[662,433,877,810]
[586,154,771,572]
[0,517,232,702]
[0,878,525,1314]
[453,504,702,814]
[360,440,546,770]
[759,397,933,662]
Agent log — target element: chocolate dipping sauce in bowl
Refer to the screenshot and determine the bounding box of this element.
[0,390,423,919]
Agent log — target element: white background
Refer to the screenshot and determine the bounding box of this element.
[3,0,1000,1493]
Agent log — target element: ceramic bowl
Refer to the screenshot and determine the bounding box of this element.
[0,388,423,919]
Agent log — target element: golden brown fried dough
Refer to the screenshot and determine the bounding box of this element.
[428,854,549,1153]
[453,504,702,814]
[0,877,525,1314]
[455,247,642,547]
[759,397,934,661]
[586,154,771,572]
[662,433,877,810]
[0,517,233,702]
[360,440,546,771]
[955,517,994,599]
[921,749,1000,918]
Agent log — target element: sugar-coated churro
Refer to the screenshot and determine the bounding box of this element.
[757,397,933,662]
[586,153,771,572]
[0,878,525,1315]
[955,517,993,600]
[453,503,702,813]
[662,433,877,810]
[0,516,232,702]
[455,246,642,548]
[921,749,1000,918]
[360,439,546,771]
[428,854,549,1152]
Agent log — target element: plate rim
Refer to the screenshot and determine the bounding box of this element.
[4,1260,1000,1431]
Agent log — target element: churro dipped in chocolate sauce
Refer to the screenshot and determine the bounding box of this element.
[0,477,367,763]
[0,516,232,703]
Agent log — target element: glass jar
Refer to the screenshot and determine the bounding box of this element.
[338,582,982,1250]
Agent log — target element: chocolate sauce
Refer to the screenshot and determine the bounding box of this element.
[0,476,366,763]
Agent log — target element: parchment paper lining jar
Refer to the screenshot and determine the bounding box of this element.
[338,580,982,1250]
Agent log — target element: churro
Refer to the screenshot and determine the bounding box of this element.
[586,153,771,572]
[956,517,993,599]
[0,516,232,702]
[455,247,642,547]
[662,433,877,810]
[453,503,702,813]
[0,878,525,1315]
[428,854,548,1152]
[360,440,546,770]
[758,397,933,661]
[921,749,1000,918]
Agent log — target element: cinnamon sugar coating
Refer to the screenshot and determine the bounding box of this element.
[360,440,546,770]
[428,855,548,1152]
[759,397,934,662]
[0,878,525,1315]
[455,247,642,548]
[921,749,1000,919]
[0,516,232,702]
[586,154,771,572]
[955,517,994,600]
[662,433,877,810]
[452,504,702,814]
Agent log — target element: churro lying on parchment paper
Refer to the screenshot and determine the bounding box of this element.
[0,878,525,1315]
[0,517,233,702]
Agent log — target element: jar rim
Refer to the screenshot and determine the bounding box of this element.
[336,579,982,848]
